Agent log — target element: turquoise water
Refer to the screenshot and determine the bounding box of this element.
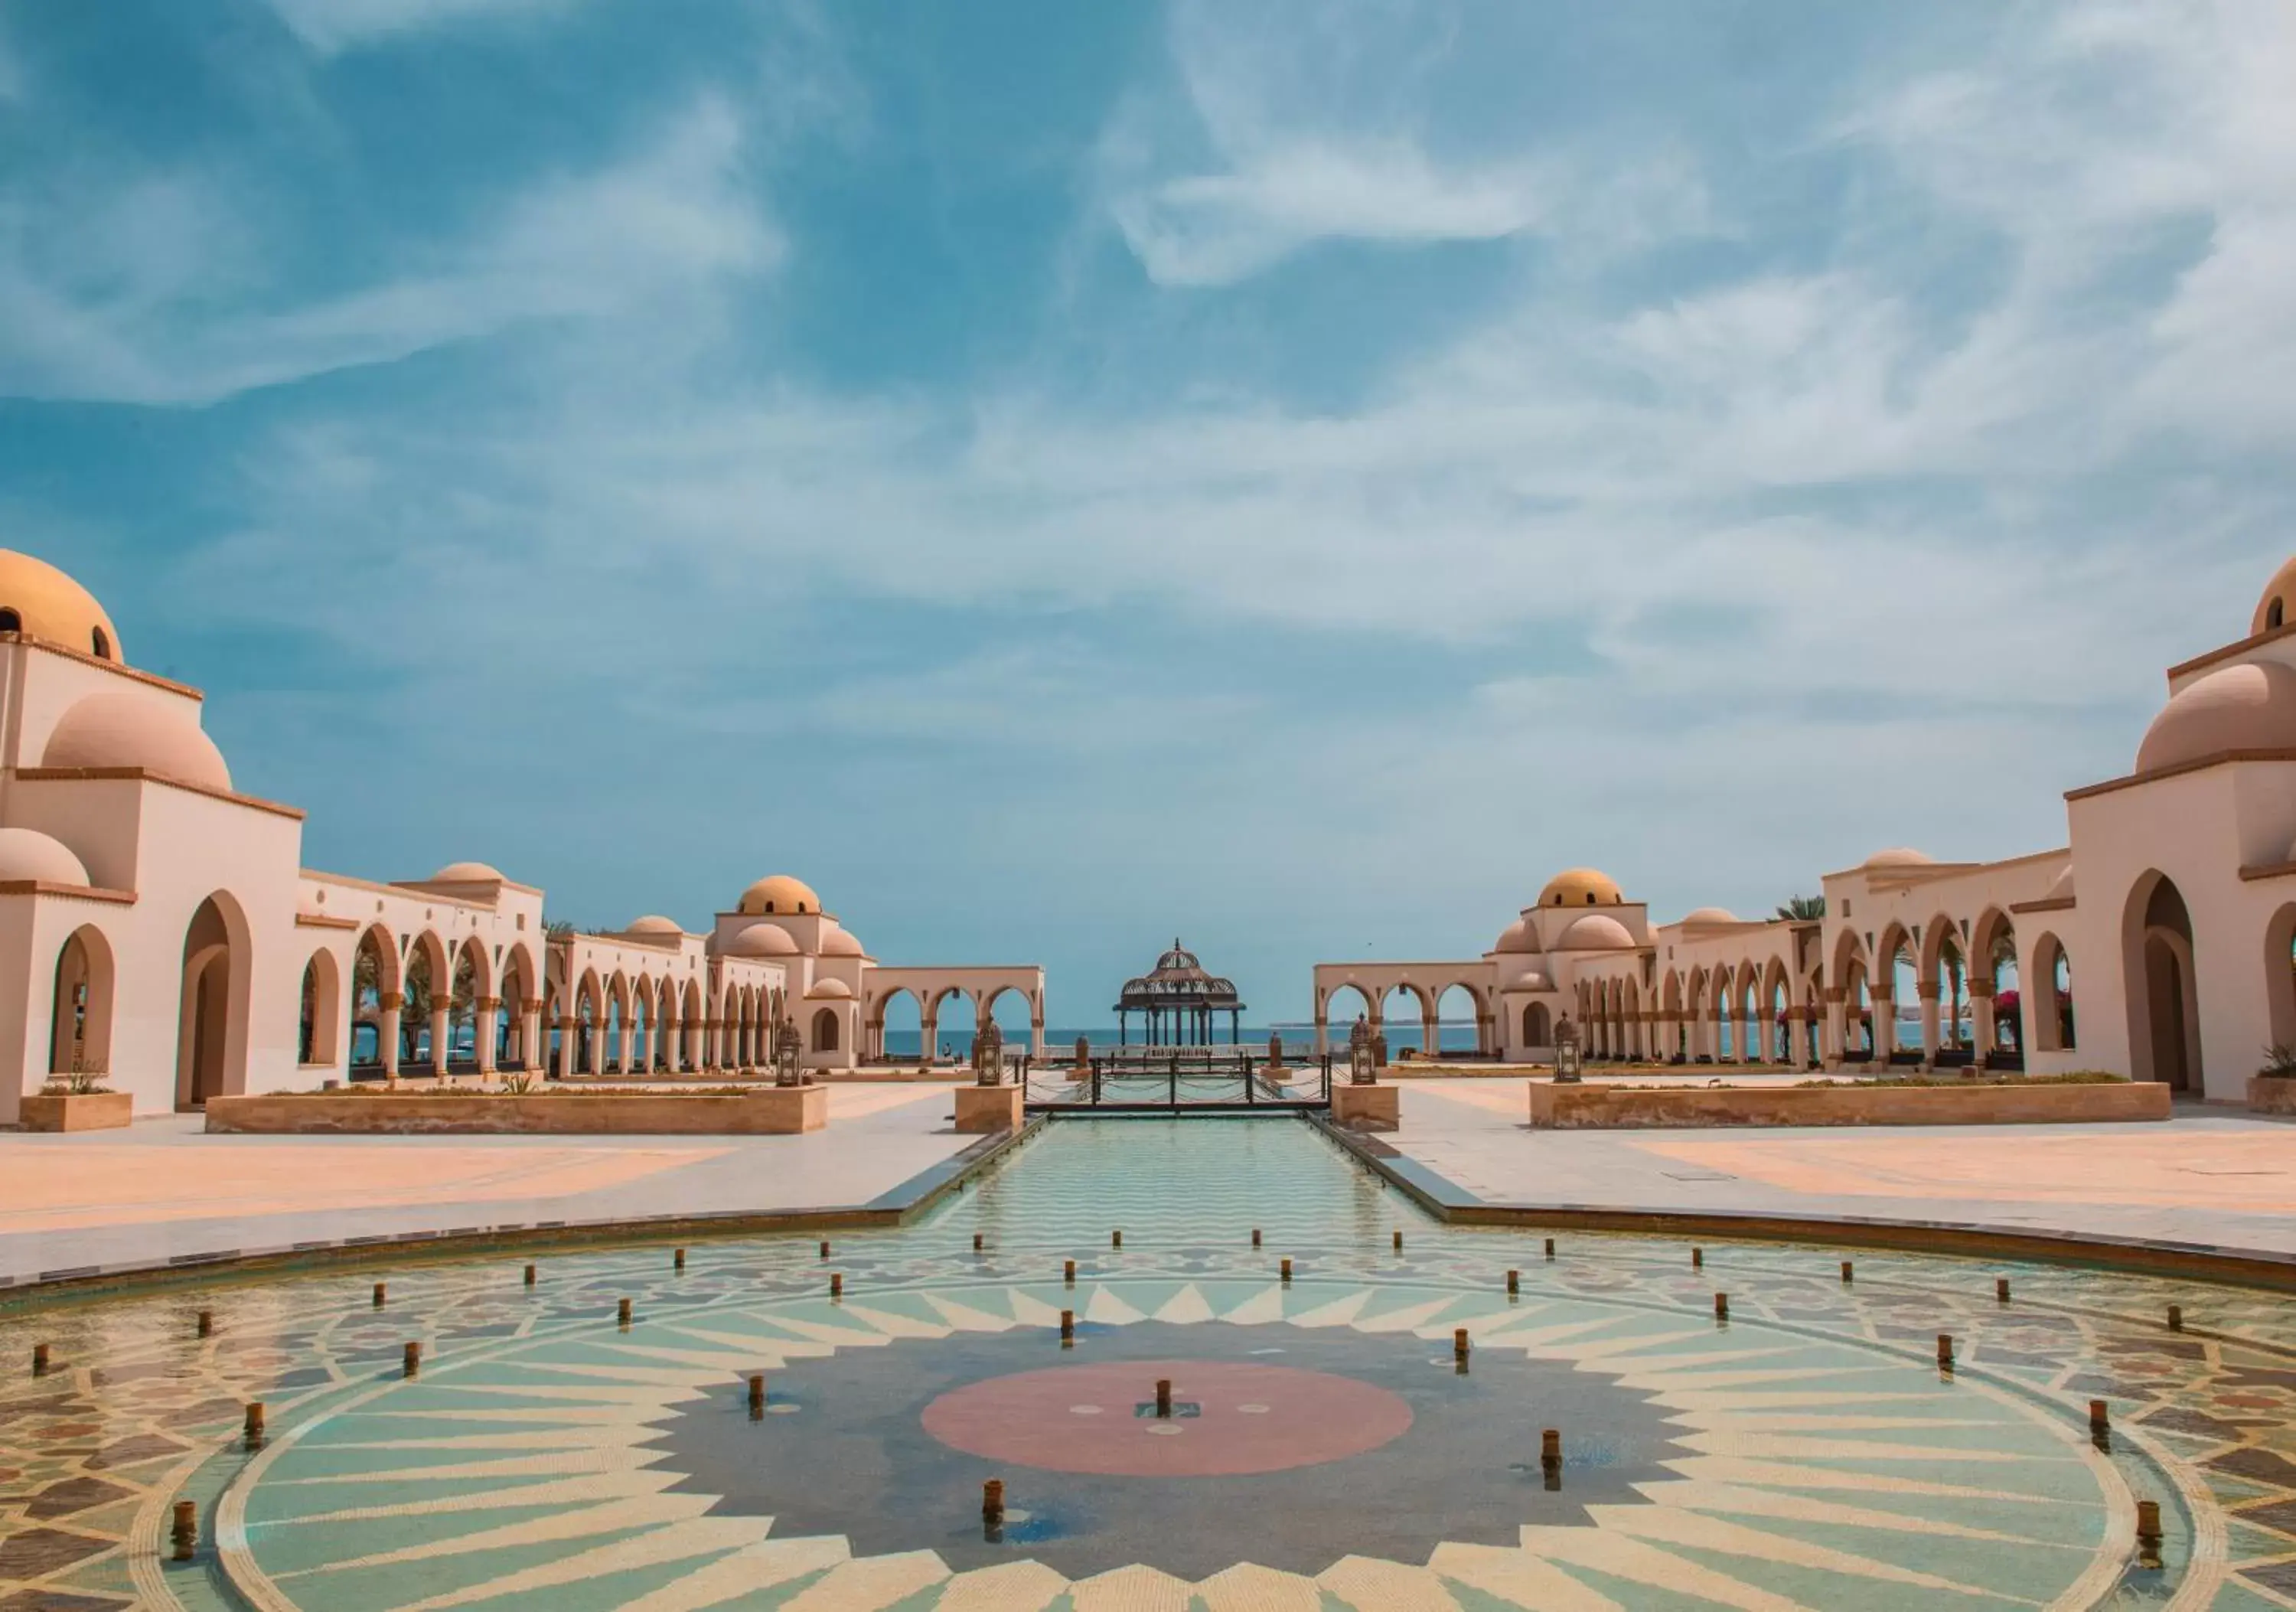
[0,1118,2286,1608]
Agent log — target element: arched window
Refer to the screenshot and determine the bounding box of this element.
[1521,1002,1551,1046]
[812,1007,840,1052]
[2272,598,2287,631]
[91,626,111,660]
[0,608,18,632]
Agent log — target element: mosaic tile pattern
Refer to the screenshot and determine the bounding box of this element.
[0,1118,2290,1609]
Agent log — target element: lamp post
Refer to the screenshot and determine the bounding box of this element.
[773,1016,804,1088]
[1554,1017,1582,1084]
[973,1016,1005,1087]
[1347,1013,1376,1086]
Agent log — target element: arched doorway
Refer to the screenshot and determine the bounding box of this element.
[811,1006,841,1053]
[1521,1000,1551,1048]
[50,925,115,1078]
[176,896,246,1108]
[298,949,342,1067]
[2125,873,2199,1092]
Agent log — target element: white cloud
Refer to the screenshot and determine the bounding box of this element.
[0,96,777,404]
[262,0,575,55]
[1094,0,1709,286]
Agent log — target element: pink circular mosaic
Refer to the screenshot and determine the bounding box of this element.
[921,1359,1413,1477]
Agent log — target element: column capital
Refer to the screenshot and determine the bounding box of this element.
[379,992,405,1011]
[1916,983,1940,1000]
[475,996,501,1011]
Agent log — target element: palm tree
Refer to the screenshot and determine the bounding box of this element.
[1774,895,1825,921]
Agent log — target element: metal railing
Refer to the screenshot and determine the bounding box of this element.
[1025,1051,1332,1114]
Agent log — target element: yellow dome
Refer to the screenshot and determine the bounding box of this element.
[0,550,122,663]
[738,874,820,916]
[2254,556,2296,636]
[1537,867,1623,908]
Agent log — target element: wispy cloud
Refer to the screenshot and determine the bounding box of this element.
[262,0,576,55]
[0,95,775,405]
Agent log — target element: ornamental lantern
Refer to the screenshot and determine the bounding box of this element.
[1347,1014,1376,1086]
[1554,1016,1583,1084]
[973,1016,1005,1087]
[772,1016,804,1088]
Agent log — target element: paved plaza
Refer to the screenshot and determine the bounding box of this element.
[0,1085,971,1290]
[1389,1081,2296,1264]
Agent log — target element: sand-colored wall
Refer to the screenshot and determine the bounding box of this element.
[1527,1078,2171,1128]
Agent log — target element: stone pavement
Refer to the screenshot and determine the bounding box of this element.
[0,1084,971,1288]
[1391,1078,2296,1261]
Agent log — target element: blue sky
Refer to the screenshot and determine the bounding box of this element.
[4,0,2293,1022]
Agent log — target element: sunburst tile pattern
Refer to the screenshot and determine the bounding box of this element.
[0,1118,2291,1608]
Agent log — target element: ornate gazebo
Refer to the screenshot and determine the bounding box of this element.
[1114,939,1246,1046]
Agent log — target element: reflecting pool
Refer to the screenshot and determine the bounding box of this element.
[2,1117,2293,1608]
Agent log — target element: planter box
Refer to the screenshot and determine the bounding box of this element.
[1528,1078,2170,1129]
[1332,1083,1401,1132]
[2249,1076,2296,1116]
[20,1092,133,1132]
[205,1085,827,1136]
[953,1085,1024,1134]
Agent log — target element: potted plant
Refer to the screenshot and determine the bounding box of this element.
[2252,1044,2296,1114]
[22,1069,134,1132]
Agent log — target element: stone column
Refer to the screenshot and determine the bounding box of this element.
[378,992,403,1081]
[555,1015,574,1078]
[1820,987,1844,1067]
[1869,992,1892,1065]
[1789,1007,1812,1068]
[521,1000,543,1071]
[429,1001,452,1074]
[475,997,501,1072]
[1917,982,1940,1065]
[1970,981,1996,1064]
[1031,1008,1046,1059]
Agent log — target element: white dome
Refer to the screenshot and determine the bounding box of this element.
[432,861,504,883]
[820,928,865,958]
[1492,918,1541,954]
[725,922,798,958]
[1554,914,1636,951]
[0,827,89,886]
[1861,847,1933,870]
[42,692,230,791]
[2137,662,2296,774]
[804,977,854,1000]
[625,915,682,936]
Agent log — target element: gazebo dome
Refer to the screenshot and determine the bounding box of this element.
[2252,555,2296,636]
[1861,847,1934,870]
[2137,661,2296,773]
[1492,918,1541,954]
[1114,937,1245,1043]
[1537,867,1622,907]
[738,874,819,917]
[0,827,90,886]
[820,927,865,958]
[625,915,682,936]
[42,691,230,791]
[725,922,799,957]
[804,977,853,1000]
[1682,906,1738,925]
[432,861,504,883]
[0,550,122,663]
[1554,913,1636,951]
